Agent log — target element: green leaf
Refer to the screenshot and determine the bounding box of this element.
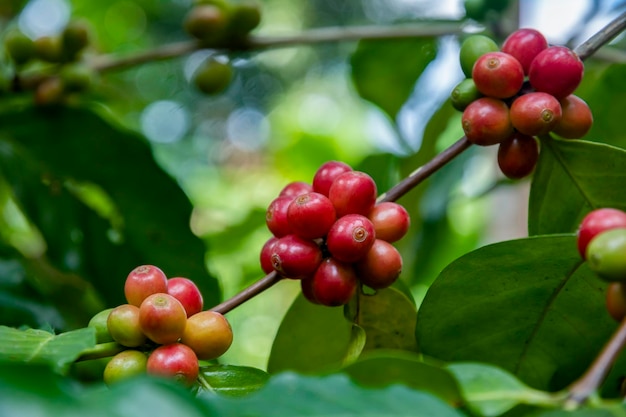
[529,137,626,235]
[0,325,95,373]
[346,287,418,352]
[527,409,624,417]
[447,362,557,417]
[351,37,437,120]
[343,350,462,407]
[267,294,354,373]
[415,235,618,391]
[199,364,269,397]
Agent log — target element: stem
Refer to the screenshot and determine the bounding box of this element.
[75,342,126,362]
[565,317,626,408]
[573,11,626,60]
[210,271,283,315]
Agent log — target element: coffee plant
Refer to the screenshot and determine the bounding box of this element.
[3,0,626,416]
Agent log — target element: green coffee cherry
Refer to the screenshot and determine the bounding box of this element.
[88,308,114,344]
[193,57,233,95]
[227,0,261,38]
[34,36,62,63]
[61,20,91,61]
[451,78,483,111]
[587,228,626,282]
[5,29,35,66]
[183,4,230,43]
[459,34,499,77]
[103,350,148,386]
[60,63,94,92]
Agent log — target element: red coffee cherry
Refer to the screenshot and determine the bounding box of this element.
[287,192,336,239]
[139,293,187,345]
[311,258,358,307]
[300,275,320,304]
[472,52,524,99]
[266,196,293,237]
[124,265,169,307]
[147,343,199,387]
[552,95,593,139]
[509,92,562,136]
[312,161,353,196]
[462,97,513,146]
[497,132,539,179]
[577,208,626,259]
[167,277,203,317]
[181,310,233,360]
[279,181,313,198]
[529,46,584,99]
[355,239,403,290]
[606,282,626,322]
[260,236,279,274]
[368,202,410,243]
[326,214,376,263]
[328,171,377,217]
[501,28,548,75]
[107,304,147,348]
[270,234,323,279]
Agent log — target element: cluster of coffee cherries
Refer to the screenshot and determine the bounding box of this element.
[184,0,261,95]
[87,265,233,387]
[451,29,594,179]
[260,161,410,307]
[2,20,95,105]
[577,208,626,322]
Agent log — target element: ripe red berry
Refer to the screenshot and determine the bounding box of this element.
[326,214,376,263]
[577,208,626,259]
[529,46,584,99]
[311,258,358,307]
[328,171,377,217]
[139,293,187,344]
[472,52,524,99]
[509,92,562,136]
[552,95,593,139]
[368,202,410,243]
[501,28,548,75]
[287,192,336,239]
[270,234,323,279]
[300,275,320,304]
[279,181,313,198]
[497,132,539,179]
[355,239,403,290]
[260,236,279,274]
[462,97,513,146]
[167,277,203,317]
[312,161,353,196]
[606,282,626,322]
[124,265,169,307]
[266,196,293,237]
[147,343,199,387]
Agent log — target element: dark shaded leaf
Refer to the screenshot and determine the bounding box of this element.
[199,364,269,397]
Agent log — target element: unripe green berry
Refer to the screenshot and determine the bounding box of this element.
[60,63,94,92]
[61,20,91,61]
[451,78,482,111]
[459,34,499,77]
[227,0,261,38]
[34,36,62,63]
[103,350,148,386]
[587,228,626,282]
[183,5,230,42]
[193,57,233,95]
[87,307,115,344]
[5,29,35,66]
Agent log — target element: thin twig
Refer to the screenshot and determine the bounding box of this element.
[210,271,283,315]
[573,11,626,60]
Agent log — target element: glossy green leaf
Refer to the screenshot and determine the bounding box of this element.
[267,293,354,373]
[343,350,462,407]
[447,362,557,417]
[351,37,437,120]
[0,325,95,373]
[416,235,618,391]
[345,287,418,352]
[527,408,624,417]
[529,137,626,236]
[199,364,269,397]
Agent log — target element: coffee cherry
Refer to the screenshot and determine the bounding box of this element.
[60,63,94,93]
[529,46,584,99]
[270,234,323,279]
[279,181,313,198]
[311,258,358,307]
[451,78,483,111]
[606,282,626,322]
[501,28,548,75]
[328,171,377,218]
[193,57,232,95]
[139,293,187,344]
[287,192,336,239]
[4,29,35,66]
[497,132,539,179]
[472,52,524,99]
[462,97,513,146]
[34,36,62,63]
[355,239,403,290]
[312,161,352,197]
[184,5,229,42]
[147,343,199,387]
[552,95,593,139]
[103,350,147,386]
[326,214,376,263]
[459,35,499,78]
[61,20,90,61]
[167,277,203,317]
[368,202,411,243]
[227,0,262,38]
[124,265,169,307]
[266,196,293,237]
[509,92,562,136]
[107,304,147,348]
[300,275,320,304]
[577,208,626,259]
[260,236,279,274]
[587,228,626,282]
[87,308,114,344]
[34,77,64,106]
[180,310,233,360]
